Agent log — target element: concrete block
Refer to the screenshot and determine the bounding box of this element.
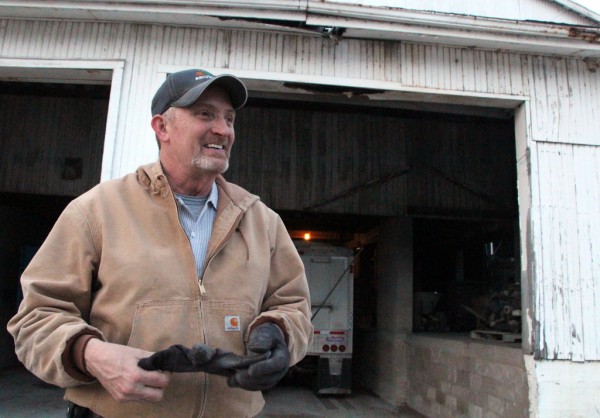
[481,375,513,401]
[395,378,408,400]
[472,388,489,407]
[429,362,451,383]
[427,386,437,401]
[444,339,469,356]
[440,382,451,394]
[411,393,424,409]
[503,402,529,418]
[468,340,497,357]
[490,345,524,368]
[486,394,506,416]
[457,398,469,415]
[452,355,470,372]
[430,402,444,417]
[449,383,470,400]
[503,365,528,393]
[436,390,446,405]
[445,393,458,410]
[470,372,483,389]
[468,404,483,418]
[457,369,470,387]
[439,404,457,418]
[473,357,496,379]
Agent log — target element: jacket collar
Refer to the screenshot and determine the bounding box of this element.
[137,161,259,214]
[136,161,170,198]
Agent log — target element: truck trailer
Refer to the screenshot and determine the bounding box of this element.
[294,240,355,395]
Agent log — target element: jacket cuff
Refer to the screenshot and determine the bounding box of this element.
[62,330,102,382]
[250,316,289,345]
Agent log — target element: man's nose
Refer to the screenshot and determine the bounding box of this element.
[211,116,231,135]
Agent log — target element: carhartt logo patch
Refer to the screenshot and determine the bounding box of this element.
[224,315,241,332]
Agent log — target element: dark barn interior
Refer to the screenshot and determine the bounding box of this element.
[229,96,519,342]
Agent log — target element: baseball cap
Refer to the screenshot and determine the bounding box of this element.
[151,69,247,115]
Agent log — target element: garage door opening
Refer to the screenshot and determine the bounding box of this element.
[229,93,519,392]
[0,81,110,370]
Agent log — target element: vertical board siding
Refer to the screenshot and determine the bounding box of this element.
[573,146,600,360]
[0,17,599,360]
[406,116,516,214]
[527,56,600,146]
[401,43,527,96]
[230,104,514,216]
[231,105,413,215]
[533,142,600,360]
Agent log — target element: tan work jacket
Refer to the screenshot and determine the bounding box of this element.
[8,162,312,418]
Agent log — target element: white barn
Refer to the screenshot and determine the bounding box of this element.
[0,1,599,417]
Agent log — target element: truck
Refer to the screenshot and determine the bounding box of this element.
[294,240,355,395]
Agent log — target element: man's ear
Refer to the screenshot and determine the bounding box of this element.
[151,114,170,145]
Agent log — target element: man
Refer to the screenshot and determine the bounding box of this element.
[8,69,313,418]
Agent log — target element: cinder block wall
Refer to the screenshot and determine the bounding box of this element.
[407,334,529,418]
[357,330,409,405]
[358,217,412,406]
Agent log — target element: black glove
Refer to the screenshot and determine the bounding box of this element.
[228,323,290,391]
[138,343,269,376]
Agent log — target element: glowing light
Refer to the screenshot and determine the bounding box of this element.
[303,232,311,241]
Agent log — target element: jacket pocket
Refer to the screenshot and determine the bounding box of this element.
[127,299,202,351]
[200,300,263,418]
[201,300,255,355]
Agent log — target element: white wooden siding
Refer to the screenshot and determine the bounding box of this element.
[401,44,526,96]
[0,18,598,361]
[532,142,600,361]
[527,56,600,146]
[320,0,596,24]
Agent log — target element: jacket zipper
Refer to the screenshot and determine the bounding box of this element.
[198,277,207,295]
[198,208,245,295]
[169,193,208,297]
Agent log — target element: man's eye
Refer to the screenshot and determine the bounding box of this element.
[196,110,212,119]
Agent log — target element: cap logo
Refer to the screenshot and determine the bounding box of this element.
[195,71,211,81]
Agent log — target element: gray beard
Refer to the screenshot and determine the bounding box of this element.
[191,156,229,174]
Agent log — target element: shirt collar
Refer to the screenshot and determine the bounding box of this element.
[207,182,219,209]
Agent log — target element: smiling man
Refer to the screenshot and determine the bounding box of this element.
[8,69,312,418]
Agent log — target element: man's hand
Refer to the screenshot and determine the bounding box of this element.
[84,339,171,402]
[228,323,290,391]
[138,343,269,376]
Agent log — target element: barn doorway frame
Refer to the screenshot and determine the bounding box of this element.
[0,58,125,181]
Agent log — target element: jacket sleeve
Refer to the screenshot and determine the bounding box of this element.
[248,213,313,366]
[7,201,104,387]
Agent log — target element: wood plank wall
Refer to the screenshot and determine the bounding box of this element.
[230,102,516,217]
[0,87,108,196]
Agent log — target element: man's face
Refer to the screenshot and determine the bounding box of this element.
[164,85,236,175]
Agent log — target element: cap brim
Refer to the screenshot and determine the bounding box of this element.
[171,74,248,109]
